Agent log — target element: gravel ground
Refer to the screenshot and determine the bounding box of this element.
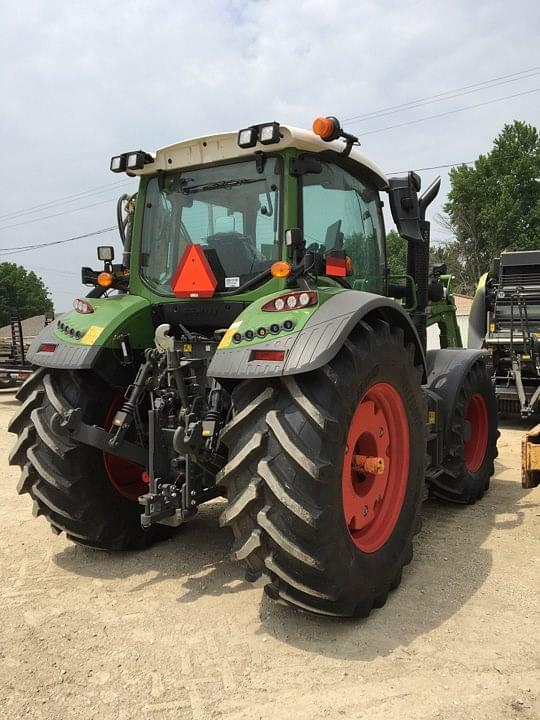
[0,387,538,719]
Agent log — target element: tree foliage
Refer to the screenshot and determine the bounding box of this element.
[438,120,540,294]
[0,263,54,328]
[386,229,407,275]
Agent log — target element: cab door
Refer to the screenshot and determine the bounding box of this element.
[301,160,387,294]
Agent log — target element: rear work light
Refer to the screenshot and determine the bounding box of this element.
[38,343,57,353]
[259,122,280,145]
[110,150,154,173]
[73,298,94,314]
[238,127,258,148]
[262,291,317,312]
[110,155,127,172]
[237,122,281,149]
[126,150,154,170]
[250,350,286,362]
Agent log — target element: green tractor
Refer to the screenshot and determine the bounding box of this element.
[9,116,498,617]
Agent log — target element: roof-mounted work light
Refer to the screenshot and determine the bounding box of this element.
[110,155,127,172]
[259,122,280,145]
[126,150,154,170]
[237,126,258,148]
[237,122,281,149]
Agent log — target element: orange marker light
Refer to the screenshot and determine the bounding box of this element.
[97,271,114,288]
[271,261,292,278]
[313,116,336,140]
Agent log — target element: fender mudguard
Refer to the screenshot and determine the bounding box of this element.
[208,290,427,381]
[25,295,153,385]
[425,347,490,448]
[26,322,137,386]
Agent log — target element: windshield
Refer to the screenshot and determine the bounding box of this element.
[140,158,281,294]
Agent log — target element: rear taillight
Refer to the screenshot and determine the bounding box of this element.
[73,298,94,314]
[38,343,57,353]
[262,291,317,312]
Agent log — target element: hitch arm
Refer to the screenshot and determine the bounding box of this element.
[53,408,147,466]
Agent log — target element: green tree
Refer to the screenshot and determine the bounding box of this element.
[441,120,540,293]
[386,229,407,275]
[0,263,54,327]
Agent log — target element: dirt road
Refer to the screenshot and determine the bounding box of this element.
[0,388,538,719]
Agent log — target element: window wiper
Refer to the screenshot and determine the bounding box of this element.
[180,178,265,194]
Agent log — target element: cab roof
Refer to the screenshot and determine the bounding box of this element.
[127,125,389,189]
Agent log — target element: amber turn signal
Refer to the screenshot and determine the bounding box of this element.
[270,261,292,278]
[312,116,336,140]
[97,271,114,288]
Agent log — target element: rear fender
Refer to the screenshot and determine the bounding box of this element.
[26,295,153,385]
[426,348,490,449]
[208,290,427,381]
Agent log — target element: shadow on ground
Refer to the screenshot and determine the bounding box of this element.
[51,468,535,660]
[257,478,536,659]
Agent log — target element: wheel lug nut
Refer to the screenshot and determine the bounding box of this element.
[362,506,368,516]
[378,427,384,437]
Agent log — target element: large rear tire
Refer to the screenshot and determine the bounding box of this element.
[429,362,498,504]
[218,319,426,617]
[8,368,170,550]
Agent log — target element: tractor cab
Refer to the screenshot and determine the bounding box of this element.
[102,119,391,311]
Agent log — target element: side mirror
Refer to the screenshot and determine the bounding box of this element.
[97,246,114,262]
[387,172,422,242]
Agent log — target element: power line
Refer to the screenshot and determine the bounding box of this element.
[0,226,116,257]
[353,87,540,136]
[0,180,130,222]
[0,195,125,231]
[27,264,81,279]
[343,66,540,123]
[386,160,474,174]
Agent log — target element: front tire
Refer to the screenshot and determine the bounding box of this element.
[218,319,426,617]
[8,368,169,550]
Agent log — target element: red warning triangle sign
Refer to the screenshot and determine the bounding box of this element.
[171,244,218,298]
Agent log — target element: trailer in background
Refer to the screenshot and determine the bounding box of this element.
[0,313,52,388]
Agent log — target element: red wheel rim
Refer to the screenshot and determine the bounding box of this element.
[342,382,409,553]
[464,393,488,473]
[102,393,148,502]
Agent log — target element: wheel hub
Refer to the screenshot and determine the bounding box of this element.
[342,382,409,553]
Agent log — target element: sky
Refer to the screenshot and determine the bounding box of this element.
[1,0,539,311]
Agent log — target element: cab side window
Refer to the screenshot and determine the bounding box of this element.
[302,162,386,293]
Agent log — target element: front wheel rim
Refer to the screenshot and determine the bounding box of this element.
[342,382,410,553]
